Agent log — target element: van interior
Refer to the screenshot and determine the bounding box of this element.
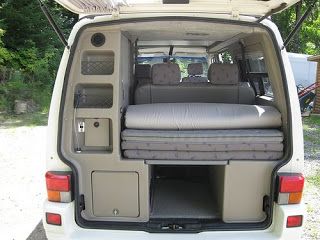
[59,19,289,231]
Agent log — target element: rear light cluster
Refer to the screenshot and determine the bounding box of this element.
[277,173,304,205]
[45,171,72,203]
[277,173,304,228]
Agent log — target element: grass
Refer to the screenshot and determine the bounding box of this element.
[307,169,320,188]
[303,116,320,144]
[303,115,320,159]
[0,111,48,128]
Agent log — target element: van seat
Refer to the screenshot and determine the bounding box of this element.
[182,63,208,83]
[151,62,181,85]
[134,63,255,105]
[135,64,151,84]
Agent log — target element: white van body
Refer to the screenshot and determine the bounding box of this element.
[44,1,305,239]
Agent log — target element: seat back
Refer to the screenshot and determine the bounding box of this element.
[134,63,255,105]
[151,62,181,85]
[182,63,208,83]
[135,64,151,84]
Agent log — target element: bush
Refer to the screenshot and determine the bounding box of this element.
[0,77,52,113]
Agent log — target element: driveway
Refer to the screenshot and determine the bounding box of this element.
[0,126,47,240]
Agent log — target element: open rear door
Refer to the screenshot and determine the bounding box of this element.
[55,0,300,18]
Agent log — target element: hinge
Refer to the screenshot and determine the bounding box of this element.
[79,194,86,211]
[263,195,271,213]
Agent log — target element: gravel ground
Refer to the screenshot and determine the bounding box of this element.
[0,118,319,239]
[302,117,320,240]
[0,126,47,240]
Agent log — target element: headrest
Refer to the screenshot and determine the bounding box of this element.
[188,63,203,76]
[152,63,181,85]
[208,63,239,85]
[135,64,151,79]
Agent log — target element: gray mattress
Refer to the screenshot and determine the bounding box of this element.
[123,150,283,160]
[121,129,284,161]
[122,129,283,143]
[125,103,282,130]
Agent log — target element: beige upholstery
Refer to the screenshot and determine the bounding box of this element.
[135,64,151,84]
[134,63,255,105]
[125,103,282,130]
[151,63,181,85]
[182,63,208,83]
[134,83,255,104]
[189,63,203,75]
[209,63,239,85]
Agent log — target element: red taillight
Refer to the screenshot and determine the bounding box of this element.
[46,172,71,192]
[279,174,304,193]
[287,215,303,228]
[45,171,72,202]
[277,173,304,205]
[46,212,62,226]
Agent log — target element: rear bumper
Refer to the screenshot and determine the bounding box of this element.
[43,200,304,240]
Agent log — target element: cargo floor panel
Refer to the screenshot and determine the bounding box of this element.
[150,179,220,219]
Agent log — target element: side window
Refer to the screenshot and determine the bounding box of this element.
[246,56,273,97]
[212,51,234,64]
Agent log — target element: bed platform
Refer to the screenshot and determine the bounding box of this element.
[122,103,284,161]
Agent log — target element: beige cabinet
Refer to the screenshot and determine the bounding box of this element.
[92,171,139,218]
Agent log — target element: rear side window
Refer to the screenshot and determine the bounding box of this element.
[247,56,273,97]
[137,56,208,79]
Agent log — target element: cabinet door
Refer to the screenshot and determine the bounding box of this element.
[92,171,139,217]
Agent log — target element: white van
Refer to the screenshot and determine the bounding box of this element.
[43,1,305,239]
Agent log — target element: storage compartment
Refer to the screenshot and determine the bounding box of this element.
[92,171,139,217]
[150,166,221,220]
[74,118,112,152]
[149,163,275,222]
[74,84,113,108]
[81,51,114,75]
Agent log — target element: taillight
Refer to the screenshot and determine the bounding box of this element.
[277,173,304,205]
[46,212,62,226]
[45,171,72,202]
[287,215,303,228]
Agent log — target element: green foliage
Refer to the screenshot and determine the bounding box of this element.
[0,29,12,65]
[273,1,320,54]
[0,77,52,112]
[0,0,76,113]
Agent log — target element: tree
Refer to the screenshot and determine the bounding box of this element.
[272,0,320,54]
[0,0,77,74]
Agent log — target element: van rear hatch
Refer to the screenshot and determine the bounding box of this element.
[55,0,299,18]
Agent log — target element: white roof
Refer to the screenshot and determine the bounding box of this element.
[55,0,299,18]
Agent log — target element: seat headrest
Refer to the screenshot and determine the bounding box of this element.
[188,63,203,76]
[135,64,151,79]
[208,63,239,85]
[152,63,181,85]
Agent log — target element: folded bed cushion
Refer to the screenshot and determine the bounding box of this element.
[122,142,283,152]
[123,150,283,160]
[121,129,283,143]
[121,129,284,160]
[125,103,281,130]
